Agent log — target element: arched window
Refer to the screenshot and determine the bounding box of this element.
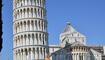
[20,0,22,6]
[21,35,23,46]
[30,0,32,5]
[23,0,25,6]
[27,20,30,31]
[41,9,43,18]
[37,0,39,6]
[38,21,40,30]
[35,8,37,17]
[20,9,22,18]
[32,34,34,45]
[39,34,41,41]
[42,34,44,45]
[25,49,28,55]
[17,0,19,7]
[24,35,27,45]
[36,33,38,44]
[38,8,40,17]
[40,48,42,54]
[17,36,20,46]
[20,22,22,32]
[28,34,30,45]
[31,8,33,17]
[35,20,37,30]
[34,0,36,5]
[23,9,25,18]
[41,21,43,31]
[27,0,29,5]
[37,47,39,54]
[27,8,29,17]
[40,0,42,6]
[17,23,19,33]
[17,10,19,19]
[24,21,26,31]
[31,21,34,30]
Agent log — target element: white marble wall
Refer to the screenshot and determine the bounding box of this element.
[103,46,105,55]
[13,0,48,60]
[59,23,86,47]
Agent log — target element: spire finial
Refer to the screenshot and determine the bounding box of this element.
[66,21,71,25]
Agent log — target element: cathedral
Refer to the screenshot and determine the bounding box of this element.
[13,0,105,60]
[50,22,105,60]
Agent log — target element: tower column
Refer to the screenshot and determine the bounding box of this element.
[23,50,25,60]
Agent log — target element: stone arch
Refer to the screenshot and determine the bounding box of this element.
[39,33,41,44]
[39,0,41,6]
[40,47,42,54]
[40,20,42,30]
[40,20,43,30]
[31,0,34,5]
[20,21,22,32]
[45,34,47,41]
[34,8,37,17]
[20,35,23,46]
[23,8,26,18]
[17,0,19,7]
[24,34,27,45]
[23,0,25,6]
[17,10,19,19]
[29,8,31,17]
[28,34,31,45]
[38,8,40,17]
[15,11,17,19]
[21,49,23,53]
[15,37,18,47]
[37,0,39,6]
[35,20,37,30]
[25,34,29,45]
[44,34,47,45]
[31,20,34,31]
[29,48,31,51]
[27,8,29,17]
[18,49,21,54]
[36,33,38,44]
[17,22,19,33]
[17,36,20,46]
[38,20,40,30]
[42,34,44,45]
[25,48,28,55]
[32,33,34,45]
[44,21,46,31]
[41,9,43,18]
[22,8,24,18]
[37,47,39,54]
[27,20,30,31]
[20,0,23,7]
[24,21,26,31]
[30,0,32,5]
[31,8,33,17]
[19,9,21,19]
[34,0,36,5]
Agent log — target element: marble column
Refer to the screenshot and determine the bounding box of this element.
[31,49,34,60]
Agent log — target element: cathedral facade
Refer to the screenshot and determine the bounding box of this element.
[13,0,105,60]
[51,23,103,60]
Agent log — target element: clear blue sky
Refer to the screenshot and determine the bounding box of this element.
[1,0,105,60]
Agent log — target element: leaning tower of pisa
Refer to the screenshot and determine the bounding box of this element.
[13,0,48,60]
